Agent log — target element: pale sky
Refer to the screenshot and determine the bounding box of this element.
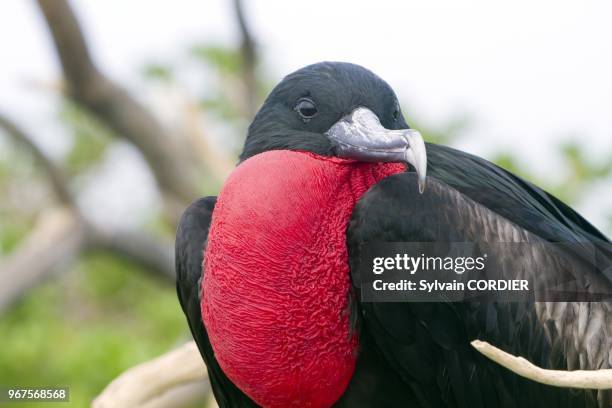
[0,0,610,228]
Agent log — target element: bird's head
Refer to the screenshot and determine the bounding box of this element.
[241,61,427,191]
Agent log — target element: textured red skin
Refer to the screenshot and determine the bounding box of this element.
[202,150,404,408]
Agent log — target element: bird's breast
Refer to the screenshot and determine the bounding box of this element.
[202,150,404,408]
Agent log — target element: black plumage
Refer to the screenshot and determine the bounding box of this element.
[176,62,612,407]
[176,197,257,407]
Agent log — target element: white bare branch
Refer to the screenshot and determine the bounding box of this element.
[0,207,85,310]
[471,340,612,389]
[92,341,213,408]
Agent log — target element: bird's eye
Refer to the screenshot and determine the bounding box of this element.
[392,103,400,121]
[295,98,318,120]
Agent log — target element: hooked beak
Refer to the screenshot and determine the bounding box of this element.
[325,107,428,193]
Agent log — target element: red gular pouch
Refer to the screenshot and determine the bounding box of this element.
[202,150,405,408]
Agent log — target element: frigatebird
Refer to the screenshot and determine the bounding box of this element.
[176,62,612,407]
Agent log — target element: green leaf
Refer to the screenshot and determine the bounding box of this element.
[142,63,174,82]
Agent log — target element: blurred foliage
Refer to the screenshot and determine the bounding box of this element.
[190,45,242,76]
[142,63,174,83]
[0,72,191,408]
[59,101,113,178]
[1,19,612,408]
[143,41,273,155]
[491,140,612,205]
[0,217,33,255]
[0,143,43,254]
[189,43,273,100]
[190,43,265,129]
[0,253,188,407]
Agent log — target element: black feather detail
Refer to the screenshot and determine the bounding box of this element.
[176,197,259,407]
[346,145,612,407]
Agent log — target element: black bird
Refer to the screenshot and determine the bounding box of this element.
[176,62,612,408]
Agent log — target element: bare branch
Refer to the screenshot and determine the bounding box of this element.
[232,0,257,118]
[92,341,211,408]
[0,208,175,312]
[0,207,86,310]
[36,0,198,204]
[88,228,175,281]
[471,340,612,389]
[0,112,176,309]
[136,381,214,408]
[0,113,74,207]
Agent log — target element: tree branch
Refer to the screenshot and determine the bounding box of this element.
[92,341,211,408]
[36,0,198,204]
[0,212,176,312]
[0,113,175,310]
[0,113,74,207]
[472,340,612,389]
[0,207,86,310]
[88,228,175,281]
[232,0,257,118]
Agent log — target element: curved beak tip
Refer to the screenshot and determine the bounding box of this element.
[403,129,427,194]
[326,107,428,194]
